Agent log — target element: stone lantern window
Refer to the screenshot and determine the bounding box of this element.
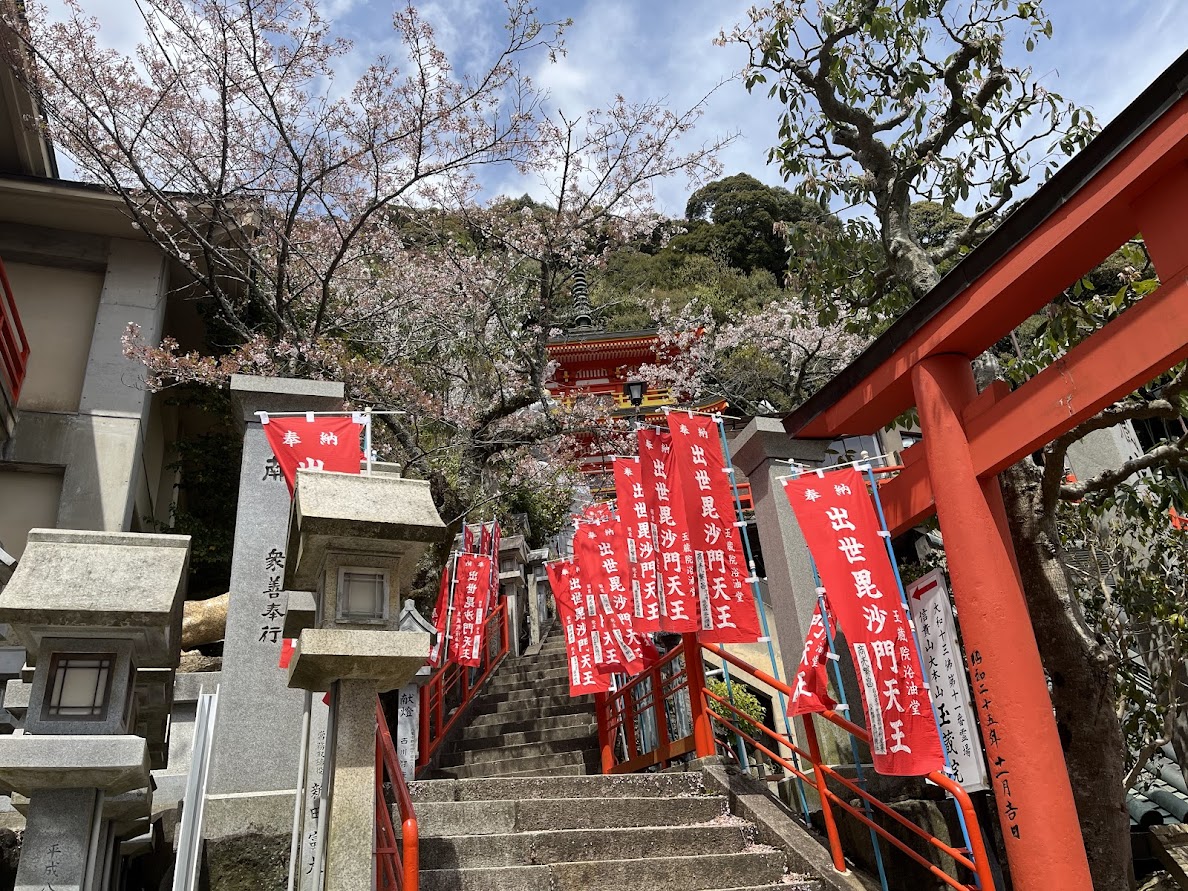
[336,567,389,622]
[45,652,115,719]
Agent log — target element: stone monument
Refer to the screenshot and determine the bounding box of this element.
[203,374,345,861]
[0,529,189,891]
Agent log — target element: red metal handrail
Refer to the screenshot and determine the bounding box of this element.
[417,599,509,770]
[0,258,31,406]
[376,699,417,891]
[595,635,995,891]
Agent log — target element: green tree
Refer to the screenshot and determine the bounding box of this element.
[675,173,833,279]
[720,3,1171,888]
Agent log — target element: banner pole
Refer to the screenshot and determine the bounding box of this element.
[714,415,812,823]
[364,409,373,476]
[441,550,461,666]
[786,466,890,891]
[861,465,980,879]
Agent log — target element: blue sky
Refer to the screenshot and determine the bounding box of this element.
[50,0,1188,216]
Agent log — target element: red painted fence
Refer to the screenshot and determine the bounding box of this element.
[417,599,509,769]
[375,699,418,891]
[0,257,30,411]
[595,635,996,891]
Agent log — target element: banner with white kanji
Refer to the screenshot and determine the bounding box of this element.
[547,558,610,696]
[261,414,364,495]
[614,457,663,631]
[447,553,492,667]
[788,599,838,717]
[783,467,944,776]
[637,429,700,632]
[668,413,763,644]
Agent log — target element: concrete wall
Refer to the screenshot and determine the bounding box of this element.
[7,262,102,413]
[0,467,61,559]
[0,233,170,551]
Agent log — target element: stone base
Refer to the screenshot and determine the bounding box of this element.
[201,829,290,891]
[201,790,297,840]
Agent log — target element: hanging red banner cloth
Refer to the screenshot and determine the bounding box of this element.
[480,522,492,558]
[787,599,838,716]
[261,414,364,495]
[591,518,656,674]
[427,557,453,667]
[583,502,614,523]
[572,522,635,674]
[547,559,610,695]
[636,429,700,633]
[668,413,763,644]
[614,457,662,632]
[462,523,476,554]
[447,553,492,667]
[782,466,944,776]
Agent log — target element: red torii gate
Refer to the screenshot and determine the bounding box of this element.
[782,53,1188,891]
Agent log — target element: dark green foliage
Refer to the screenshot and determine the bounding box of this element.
[678,173,833,280]
[146,386,241,596]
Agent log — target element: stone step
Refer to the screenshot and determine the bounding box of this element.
[465,699,593,725]
[459,711,595,740]
[489,763,590,778]
[409,771,704,803]
[470,691,578,715]
[487,674,571,694]
[451,721,597,751]
[420,824,750,869]
[441,733,597,767]
[432,747,598,780]
[494,665,570,683]
[413,793,725,835]
[419,850,786,891]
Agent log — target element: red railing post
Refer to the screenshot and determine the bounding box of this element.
[801,714,848,874]
[651,665,669,757]
[683,634,716,759]
[418,685,430,769]
[595,692,614,773]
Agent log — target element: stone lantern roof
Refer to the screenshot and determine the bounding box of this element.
[0,529,189,667]
[285,468,449,592]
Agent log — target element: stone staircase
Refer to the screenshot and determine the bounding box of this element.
[432,631,599,779]
[409,634,820,891]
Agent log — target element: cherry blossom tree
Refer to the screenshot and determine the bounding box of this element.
[5,0,728,532]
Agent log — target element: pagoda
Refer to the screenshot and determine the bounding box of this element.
[545,270,729,481]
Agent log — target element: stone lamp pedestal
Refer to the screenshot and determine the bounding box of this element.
[0,530,189,891]
[283,467,449,891]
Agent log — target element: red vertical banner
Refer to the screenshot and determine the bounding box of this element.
[480,522,492,558]
[668,413,762,644]
[782,467,943,776]
[614,457,662,631]
[428,557,453,667]
[447,553,492,667]
[572,522,637,674]
[261,414,364,494]
[637,429,700,633]
[462,523,476,554]
[548,558,609,695]
[788,599,837,716]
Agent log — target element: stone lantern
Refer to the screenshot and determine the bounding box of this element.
[0,530,189,891]
[283,467,448,891]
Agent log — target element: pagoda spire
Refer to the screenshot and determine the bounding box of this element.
[569,269,596,331]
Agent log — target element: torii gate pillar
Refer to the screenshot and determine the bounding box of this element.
[912,354,1093,891]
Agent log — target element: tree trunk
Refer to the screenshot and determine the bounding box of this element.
[999,463,1134,891]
